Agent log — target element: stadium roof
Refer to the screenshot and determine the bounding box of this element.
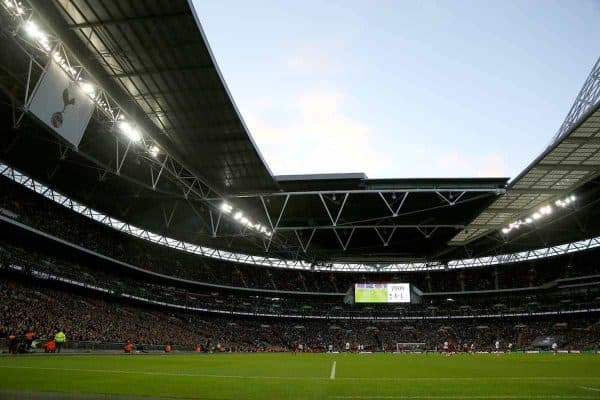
[32,0,277,195]
[0,0,599,268]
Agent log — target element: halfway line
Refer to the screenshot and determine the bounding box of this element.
[330,361,337,380]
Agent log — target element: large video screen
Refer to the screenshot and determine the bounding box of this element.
[354,283,410,303]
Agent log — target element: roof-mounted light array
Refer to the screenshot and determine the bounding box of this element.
[221,202,272,236]
[501,195,576,235]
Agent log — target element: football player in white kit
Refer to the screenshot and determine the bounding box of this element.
[345,342,350,352]
[495,340,500,353]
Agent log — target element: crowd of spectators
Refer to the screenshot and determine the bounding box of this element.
[0,279,203,347]
[2,176,599,295]
[2,278,599,353]
[2,240,599,320]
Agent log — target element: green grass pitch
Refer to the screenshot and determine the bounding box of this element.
[1,353,600,399]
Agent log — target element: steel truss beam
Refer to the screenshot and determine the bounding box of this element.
[225,189,502,228]
[0,1,282,253]
[231,188,501,252]
[217,188,504,198]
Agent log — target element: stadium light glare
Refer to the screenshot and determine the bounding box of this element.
[233,211,243,221]
[118,121,141,143]
[220,202,233,214]
[79,82,95,97]
[539,205,552,215]
[24,20,39,37]
[149,145,160,158]
[23,20,50,51]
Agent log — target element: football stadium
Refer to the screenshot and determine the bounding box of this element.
[1,0,600,399]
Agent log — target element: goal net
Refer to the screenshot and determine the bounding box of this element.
[395,342,426,353]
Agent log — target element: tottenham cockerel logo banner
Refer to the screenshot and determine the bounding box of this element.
[27,60,95,148]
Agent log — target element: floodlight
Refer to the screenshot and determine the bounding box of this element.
[52,51,63,63]
[233,211,243,220]
[149,145,160,158]
[118,121,141,142]
[24,21,40,38]
[220,202,233,214]
[80,82,95,96]
[539,205,552,215]
[501,228,510,234]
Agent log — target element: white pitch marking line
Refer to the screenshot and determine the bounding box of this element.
[579,386,600,392]
[330,361,337,380]
[330,396,597,399]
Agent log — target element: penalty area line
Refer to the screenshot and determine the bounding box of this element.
[330,361,336,380]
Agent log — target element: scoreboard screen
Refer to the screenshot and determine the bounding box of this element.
[354,283,411,303]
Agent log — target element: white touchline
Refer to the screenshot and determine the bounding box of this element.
[330,396,597,399]
[330,361,337,380]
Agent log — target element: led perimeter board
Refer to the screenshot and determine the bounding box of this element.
[354,283,411,303]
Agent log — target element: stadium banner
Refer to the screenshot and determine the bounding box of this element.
[27,60,94,148]
[354,283,410,303]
